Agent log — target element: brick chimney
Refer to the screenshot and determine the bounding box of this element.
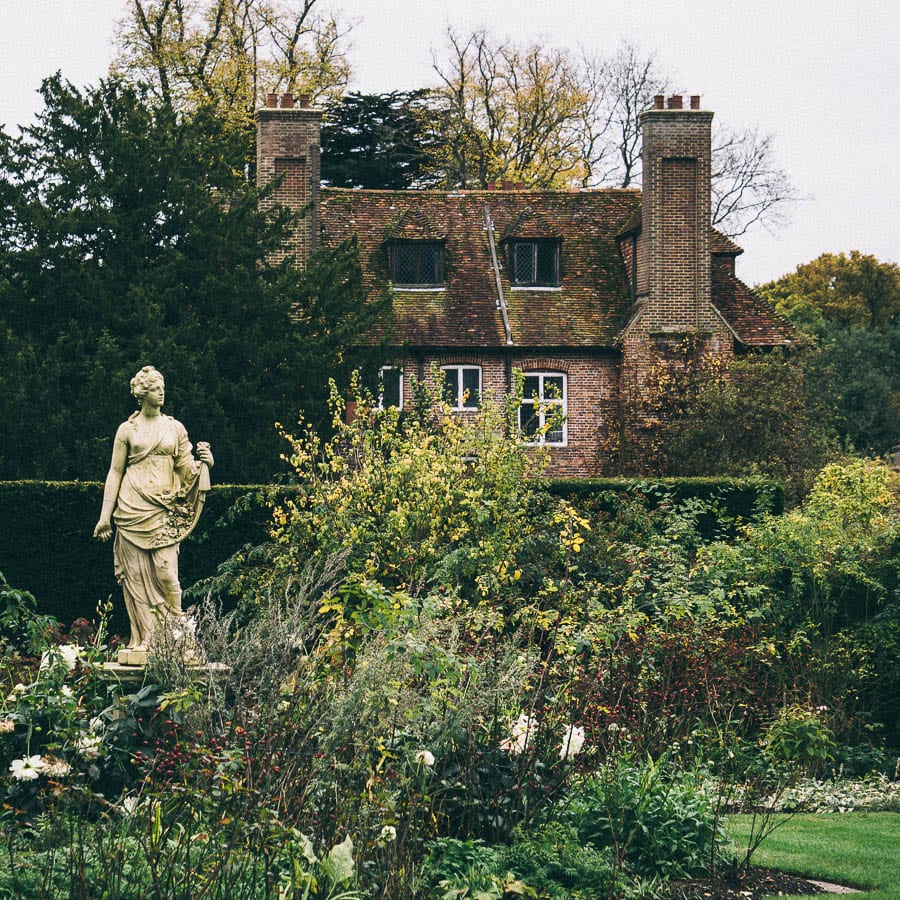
[256,91,322,266]
[636,95,715,332]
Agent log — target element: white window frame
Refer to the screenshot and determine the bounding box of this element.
[518,371,568,446]
[440,364,482,410]
[377,366,403,410]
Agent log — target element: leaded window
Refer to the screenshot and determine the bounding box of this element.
[389,241,445,287]
[508,240,560,286]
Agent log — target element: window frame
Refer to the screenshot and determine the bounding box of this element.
[387,240,446,289]
[518,371,568,446]
[507,239,561,288]
[440,364,482,411]
[377,366,403,410]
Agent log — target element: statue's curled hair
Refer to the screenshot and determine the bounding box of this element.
[130,366,163,402]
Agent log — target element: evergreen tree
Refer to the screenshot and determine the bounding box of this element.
[320,90,441,189]
[0,75,384,482]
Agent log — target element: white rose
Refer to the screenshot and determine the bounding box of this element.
[414,749,435,767]
[559,725,585,760]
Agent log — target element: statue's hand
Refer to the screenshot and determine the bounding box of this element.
[196,442,214,468]
[93,520,113,542]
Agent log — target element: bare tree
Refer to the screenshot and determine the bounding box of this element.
[711,125,798,237]
[113,0,352,128]
[581,42,670,188]
[427,30,795,237]
[430,28,589,188]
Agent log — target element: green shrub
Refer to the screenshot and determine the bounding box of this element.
[566,755,722,880]
[0,481,286,633]
[546,475,784,521]
[419,838,507,898]
[0,569,58,654]
[501,823,618,899]
[761,704,835,778]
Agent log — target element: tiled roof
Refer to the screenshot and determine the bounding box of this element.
[318,187,789,349]
[711,230,743,255]
[711,263,794,346]
[319,188,640,347]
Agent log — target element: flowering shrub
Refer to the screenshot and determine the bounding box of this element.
[273,377,544,605]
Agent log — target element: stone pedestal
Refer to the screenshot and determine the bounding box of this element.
[118,647,149,666]
[100,660,148,683]
[99,659,231,684]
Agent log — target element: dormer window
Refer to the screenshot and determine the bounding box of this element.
[508,239,560,287]
[388,241,445,288]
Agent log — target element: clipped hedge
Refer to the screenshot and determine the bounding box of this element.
[544,475,784,519]
[0,481,284,636]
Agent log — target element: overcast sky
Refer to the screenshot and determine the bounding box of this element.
[0,0,896,286]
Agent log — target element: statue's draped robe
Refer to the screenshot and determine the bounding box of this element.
[112,415,209,649]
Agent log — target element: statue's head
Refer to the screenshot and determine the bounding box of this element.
[130,366,165,403]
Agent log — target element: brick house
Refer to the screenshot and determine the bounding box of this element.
[256,92,792,477]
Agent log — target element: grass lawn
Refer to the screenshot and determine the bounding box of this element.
[726,813,900,898]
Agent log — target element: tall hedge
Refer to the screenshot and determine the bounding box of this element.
[0,482,280,637]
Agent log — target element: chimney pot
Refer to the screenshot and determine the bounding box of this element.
[280,92,295,109]
[487,181,497,191]
[297,93,311,109]
[501,180,514,191]
[667,94,683,110]
[654,94,665,109]
[265,92,278,108]
[690,95,701,110]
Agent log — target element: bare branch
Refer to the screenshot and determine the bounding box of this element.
[711,125,798,237]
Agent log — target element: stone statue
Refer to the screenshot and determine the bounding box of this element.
[93,366,213,665]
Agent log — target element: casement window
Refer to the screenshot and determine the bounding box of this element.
[508,240,560,287]
[518,372,567,445]
[388,241,445,287]
[441,365,481,410]
[378,366,403,409]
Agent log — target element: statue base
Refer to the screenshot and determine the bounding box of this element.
[100,659,231,683]
[118,647,149,666]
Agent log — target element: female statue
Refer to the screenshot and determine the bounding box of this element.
[93,366,213,661]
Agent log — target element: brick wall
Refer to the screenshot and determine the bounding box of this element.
[385,350,620,477]
[256,96,322,266]
[638,102,716,332]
